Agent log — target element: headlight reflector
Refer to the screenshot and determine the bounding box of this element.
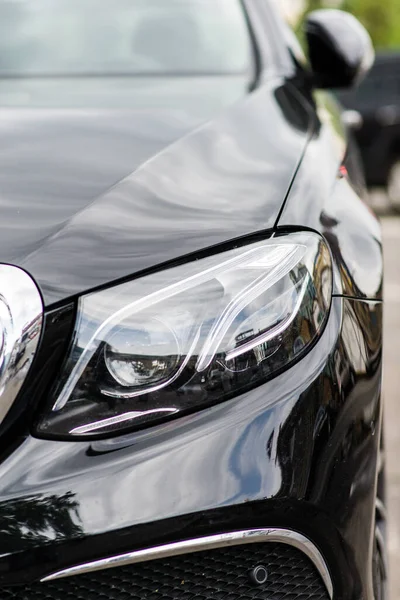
[37,232,332,438]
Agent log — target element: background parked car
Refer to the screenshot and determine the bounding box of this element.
[337,52,400,210]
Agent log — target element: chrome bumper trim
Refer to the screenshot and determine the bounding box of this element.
[41,528,333,598]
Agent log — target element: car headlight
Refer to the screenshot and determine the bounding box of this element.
[36,232,332,439]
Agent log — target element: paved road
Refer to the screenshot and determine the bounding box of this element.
[382,215,400,599]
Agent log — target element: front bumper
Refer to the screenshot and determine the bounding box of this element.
[0,296,382,600]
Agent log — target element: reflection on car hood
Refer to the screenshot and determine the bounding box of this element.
[0,77,312,306]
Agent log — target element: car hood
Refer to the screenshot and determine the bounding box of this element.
[0,77,312,306]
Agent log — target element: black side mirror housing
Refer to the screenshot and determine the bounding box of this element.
[305,9,375,89]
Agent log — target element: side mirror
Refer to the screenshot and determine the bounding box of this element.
[305,9,374,89]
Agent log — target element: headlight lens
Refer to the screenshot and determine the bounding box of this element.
[37,232,332,438]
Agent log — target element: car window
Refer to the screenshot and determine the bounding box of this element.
[0,0,252,77]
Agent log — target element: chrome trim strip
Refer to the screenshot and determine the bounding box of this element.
[0,265,42,424]
[70,408,179,435]
[41,528,333,598]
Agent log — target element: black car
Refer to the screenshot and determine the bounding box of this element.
[338,51,400,209]
[0,3,384,600]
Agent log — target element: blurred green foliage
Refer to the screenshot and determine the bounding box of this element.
[303,0,400,49]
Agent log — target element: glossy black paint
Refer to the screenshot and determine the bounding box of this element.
[0,76,381,307]
[0,297,382,600]
[0,77,310,307]
[0,58,380,307]
[278,91,383,301]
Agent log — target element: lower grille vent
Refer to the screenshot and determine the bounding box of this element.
[1,541,329,600]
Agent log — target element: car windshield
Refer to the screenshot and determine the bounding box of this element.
[0,0,252,77]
